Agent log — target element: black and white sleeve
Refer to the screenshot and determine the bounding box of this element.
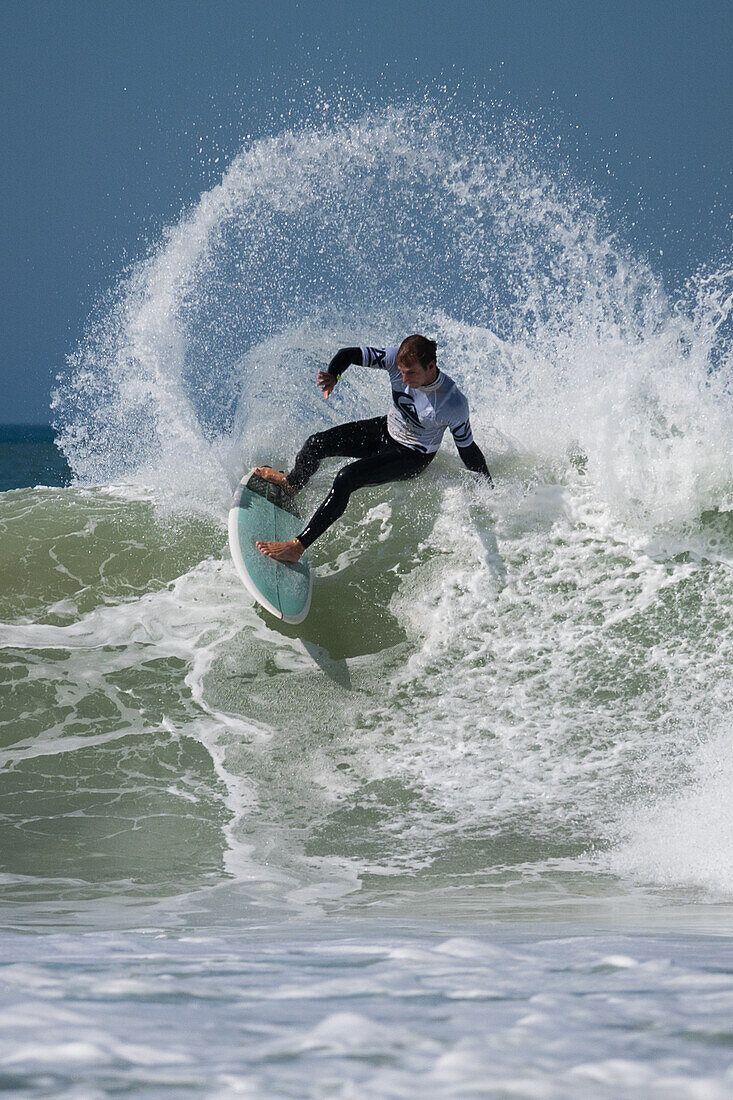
[457,439,493,485]
[326,347,364,380]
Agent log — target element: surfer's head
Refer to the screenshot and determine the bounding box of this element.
[396,334,438,386]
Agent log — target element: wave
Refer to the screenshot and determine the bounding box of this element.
[4,99,731,913]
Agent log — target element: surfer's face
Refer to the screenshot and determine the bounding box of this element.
[396,353,437,387]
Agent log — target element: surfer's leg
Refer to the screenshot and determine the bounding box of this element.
[286,417,387,492]
[297,449,433,548]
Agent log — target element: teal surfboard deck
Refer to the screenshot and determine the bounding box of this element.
[228,470,312,624]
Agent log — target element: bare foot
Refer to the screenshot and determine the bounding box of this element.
[256,538,305,562]
[253,466,295,495]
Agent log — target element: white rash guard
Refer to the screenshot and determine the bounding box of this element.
[360,345,475,454]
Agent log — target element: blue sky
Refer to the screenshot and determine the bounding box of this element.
[2,0,730,422]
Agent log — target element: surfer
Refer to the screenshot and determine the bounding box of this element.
[256,335,492,561]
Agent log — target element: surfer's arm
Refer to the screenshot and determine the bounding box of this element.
[449,409,491,483]
[317,347,363,398]
[456,441,494,486]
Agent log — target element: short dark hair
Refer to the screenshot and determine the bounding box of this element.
[397,334,437,368]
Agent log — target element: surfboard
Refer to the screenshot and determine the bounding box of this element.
[228,470,312,624]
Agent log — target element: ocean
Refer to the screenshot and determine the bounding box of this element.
[2,103,733,1097]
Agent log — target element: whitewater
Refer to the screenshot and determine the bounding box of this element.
[2,102,733,1096]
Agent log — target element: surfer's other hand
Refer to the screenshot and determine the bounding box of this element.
[256,538,305,562]
[317,370,337,399]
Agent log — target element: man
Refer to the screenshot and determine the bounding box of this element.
[256,334,492,561]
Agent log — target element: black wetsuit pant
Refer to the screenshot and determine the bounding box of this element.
[288,416,434,549]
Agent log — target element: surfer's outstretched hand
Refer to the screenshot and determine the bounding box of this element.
[317,370,337,399]
[256,538,305,562]
[253,467,295,496]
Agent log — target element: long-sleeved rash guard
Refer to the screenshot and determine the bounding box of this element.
[328,346,492,480]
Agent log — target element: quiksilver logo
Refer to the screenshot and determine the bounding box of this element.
[392,391,422,428]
